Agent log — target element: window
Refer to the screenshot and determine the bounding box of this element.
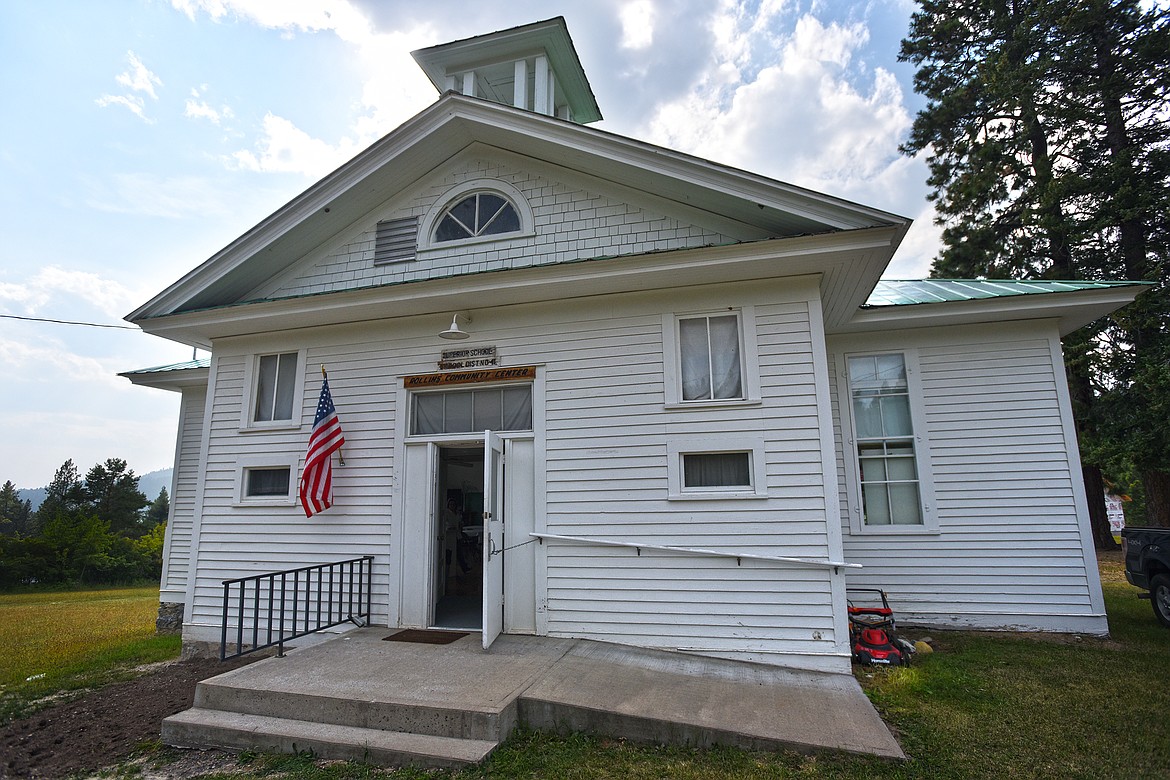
[245,467,290,497]
[411,385,533,435]
[374,217,418,265]
[667,437,767,499]
[433,192,521,243]
[679,314,743,401]
[846,353,925,526]
[234,457,298,505]
[683,452,752,489]
[253,352,298,423]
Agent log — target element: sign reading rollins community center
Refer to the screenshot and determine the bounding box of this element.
[405,366,537,388]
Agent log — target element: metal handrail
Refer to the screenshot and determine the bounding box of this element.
[219,555,375,660]
[530,532,860,570]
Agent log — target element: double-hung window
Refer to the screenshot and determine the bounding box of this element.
[665,309,759,406]
[845,353,929,527]
[253,352,298,423]
[680,314,743,401]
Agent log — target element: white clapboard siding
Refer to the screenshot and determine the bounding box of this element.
[182,274,842,665]
[259,153,735,303]
[830,323,1103,632]
[161,386,206,595]
[536,295,840,664]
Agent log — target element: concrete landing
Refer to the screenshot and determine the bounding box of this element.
[162,629,902,768]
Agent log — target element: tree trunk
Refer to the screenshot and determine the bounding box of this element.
[1143,468,1170,528]
[1082,465,1118,548]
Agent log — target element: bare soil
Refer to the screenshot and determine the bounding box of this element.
[0,657,253,780]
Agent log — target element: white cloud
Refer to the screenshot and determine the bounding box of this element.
[185,87,234,124]
[95,93,150,121]
[0,336,126,389]
[229,113,364,177]
[0,266,139,320]
[173,0,435,177]
[96,51,162,122]
[619,0,656,49]
[116,51,163,99]
[640,8,914,215]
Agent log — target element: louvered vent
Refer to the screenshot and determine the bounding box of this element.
[374,217,418,265]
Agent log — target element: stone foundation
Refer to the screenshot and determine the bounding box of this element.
[156,600,184,634]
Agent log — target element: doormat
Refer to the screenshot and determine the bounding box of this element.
[383,629,469,645]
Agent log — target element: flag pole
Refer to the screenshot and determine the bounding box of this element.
[321,364,344,466]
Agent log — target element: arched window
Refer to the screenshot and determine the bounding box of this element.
[433,192,521,243]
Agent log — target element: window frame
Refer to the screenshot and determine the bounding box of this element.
[239,349,307,432]
[417,178,535,252]
[838,349,937,535]
[662,307,761,408]
[234,456,299,506]
[667,436,768,500]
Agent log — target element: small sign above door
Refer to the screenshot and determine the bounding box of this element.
[405,365,536,388]
[439,345,498,371]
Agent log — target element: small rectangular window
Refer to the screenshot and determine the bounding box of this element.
[245,467,291,497]
[374,217,419,265]
[682,452,752,489]
[667,437,767,499]
[847,353,923,526]
[254,352,298,422]
[679,314,743,401]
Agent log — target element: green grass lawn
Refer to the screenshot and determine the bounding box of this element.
[0,585,180,723]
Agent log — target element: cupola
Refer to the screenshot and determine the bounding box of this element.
[411,17,602,124]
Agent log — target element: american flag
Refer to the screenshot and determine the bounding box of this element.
[299,376,345,518]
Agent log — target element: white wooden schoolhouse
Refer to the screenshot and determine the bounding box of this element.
[124,18,1143,674]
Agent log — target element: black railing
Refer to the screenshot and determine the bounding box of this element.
[220,556,375,660]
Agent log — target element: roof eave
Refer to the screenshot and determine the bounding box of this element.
[835,284,1147,336]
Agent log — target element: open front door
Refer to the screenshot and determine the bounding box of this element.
[482,431,505,649]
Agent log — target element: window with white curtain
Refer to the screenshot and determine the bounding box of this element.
[411,385,532,435]
[679,314,743,401]
[846,353,924,526]
[252,352,299,423]
[667,437,767,499]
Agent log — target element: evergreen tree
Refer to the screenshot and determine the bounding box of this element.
[34,459,84,533]
[900,0,1170,531]
[0,481,33,537]
[143,487,170,529]
[82,458,148,536]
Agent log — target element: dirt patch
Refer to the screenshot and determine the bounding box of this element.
[0,657,253,779]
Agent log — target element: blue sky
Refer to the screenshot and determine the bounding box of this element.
[0,0,937,489]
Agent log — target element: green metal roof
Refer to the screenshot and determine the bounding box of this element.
[120,358,210,377]
[865,279,1146,308]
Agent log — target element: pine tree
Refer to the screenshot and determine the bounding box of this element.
[83,459,149,536]
[0,480,33,537]
[900,0,1170,529]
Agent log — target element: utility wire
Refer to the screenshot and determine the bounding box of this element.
[0,314,139,331]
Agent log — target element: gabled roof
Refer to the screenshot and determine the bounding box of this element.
[125,92,908,326]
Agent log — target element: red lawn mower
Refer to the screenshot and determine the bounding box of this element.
[847,588,913,667]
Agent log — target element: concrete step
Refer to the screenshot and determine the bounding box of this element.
[193,678,512,741]
[162,707,498,769]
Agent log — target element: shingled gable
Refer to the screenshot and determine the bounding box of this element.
[125,92,908,337]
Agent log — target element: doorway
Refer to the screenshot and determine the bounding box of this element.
[432,446,485,629]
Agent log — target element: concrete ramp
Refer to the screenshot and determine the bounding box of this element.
[162,629,902,768]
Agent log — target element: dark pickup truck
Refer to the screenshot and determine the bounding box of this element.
[1122,527,1170,627]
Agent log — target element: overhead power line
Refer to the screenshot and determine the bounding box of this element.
[0,314,139,331]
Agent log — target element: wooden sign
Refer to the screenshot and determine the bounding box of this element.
[404,366,536,388]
